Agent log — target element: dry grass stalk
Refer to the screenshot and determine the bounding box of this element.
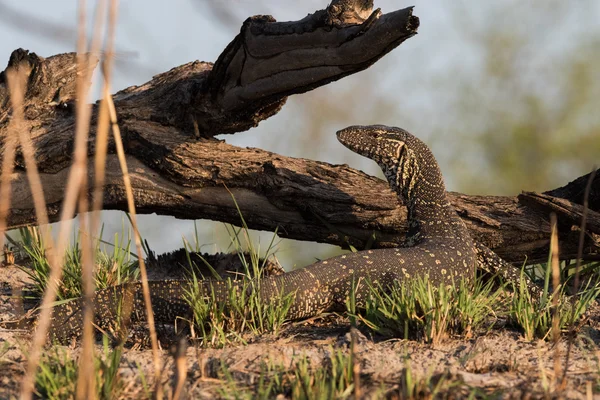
[6,72,52,241]
[0,88,19,251]
[570,168,597,296]
[105,80,164,398]
[549,213,562,393]
[5,68,64,400]
[6,72,64,387]
[20,0,109,397]
[76,192,96,400]
[562,167,597,389]
[350,327,361,400]
[171,338,188,400]
[75,1,110,398]
[79,0,119,394]
[91,0,119,233]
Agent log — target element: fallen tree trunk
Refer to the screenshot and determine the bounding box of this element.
[0,1,598,265]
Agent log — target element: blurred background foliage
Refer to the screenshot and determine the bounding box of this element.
[1,0,598,267]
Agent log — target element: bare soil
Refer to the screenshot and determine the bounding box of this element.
[1,263,599,399]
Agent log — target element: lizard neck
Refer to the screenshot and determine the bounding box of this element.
[379,151,462,241]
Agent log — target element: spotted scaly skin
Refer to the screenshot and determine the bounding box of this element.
[49,125,534,342]
[473,241,543,298]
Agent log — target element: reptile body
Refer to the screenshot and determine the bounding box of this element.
[49,125,537,342]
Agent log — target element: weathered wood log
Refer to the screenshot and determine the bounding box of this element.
[0,2,598,266]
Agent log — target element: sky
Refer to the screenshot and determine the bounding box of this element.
[1,1,598,267]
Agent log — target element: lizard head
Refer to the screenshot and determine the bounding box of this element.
[336,124,428,204]
[336,124,411,165]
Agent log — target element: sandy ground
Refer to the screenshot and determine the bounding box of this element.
[1,263,599,399]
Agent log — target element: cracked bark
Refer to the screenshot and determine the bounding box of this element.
[0,2,598,266]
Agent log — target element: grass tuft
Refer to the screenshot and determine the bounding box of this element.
[183,192,293,347]
[214,348,356,400]
[183,252,294,348]
[397,357,458,399]
[509,268,600,341]
[348,275,502,345]
[290,349,356,400]
[34,336,123,400]
[11,225,139,301]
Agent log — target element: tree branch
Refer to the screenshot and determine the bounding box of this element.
[0,2,597,266]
